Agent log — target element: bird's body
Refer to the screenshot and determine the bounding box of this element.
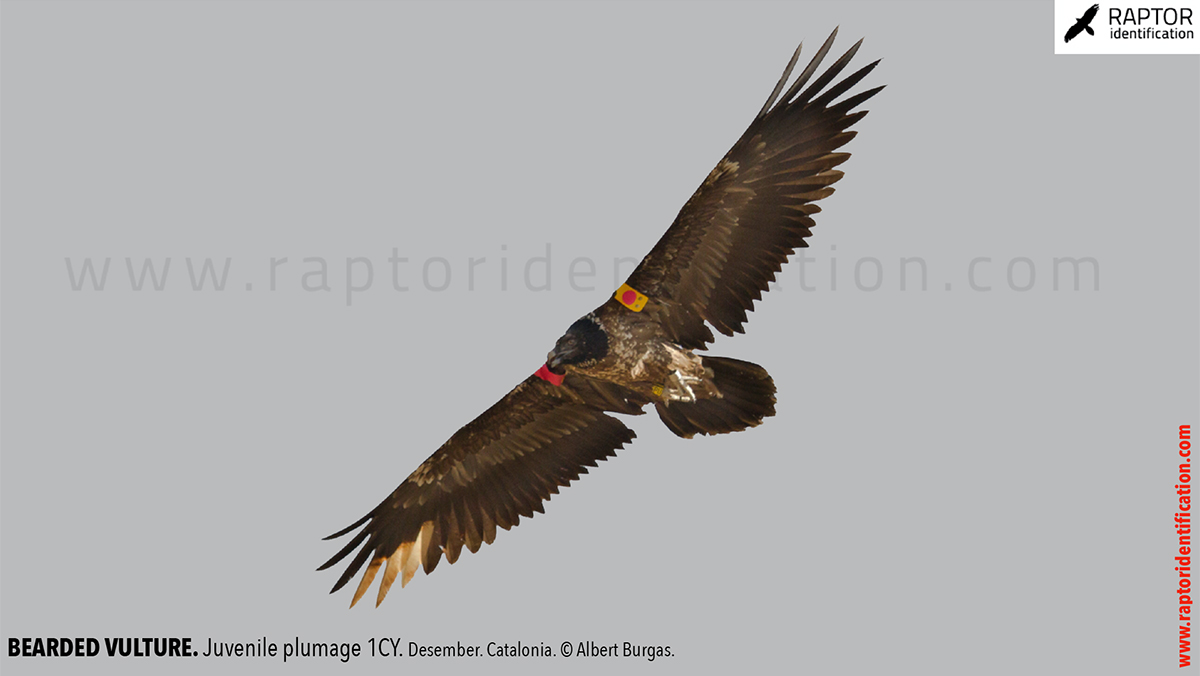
[319,29,883,607]
[579,302,714,403]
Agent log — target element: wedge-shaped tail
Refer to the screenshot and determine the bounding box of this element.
[655,357,777,439]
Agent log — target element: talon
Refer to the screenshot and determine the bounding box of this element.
[663,369,699,403]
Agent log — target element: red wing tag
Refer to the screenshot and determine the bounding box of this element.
[614,283,648,312]
[534,363,564,386]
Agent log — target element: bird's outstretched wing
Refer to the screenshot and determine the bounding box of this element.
[624,29,883,349]
[319,373,646,607]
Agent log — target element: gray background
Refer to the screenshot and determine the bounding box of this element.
[2,1,1197,674]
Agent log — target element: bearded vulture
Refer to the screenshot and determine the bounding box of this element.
[319,29,883,607]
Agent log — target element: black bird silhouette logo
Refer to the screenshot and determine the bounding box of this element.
[1065,4,1100,42]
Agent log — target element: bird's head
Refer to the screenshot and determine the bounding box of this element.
[547,314,608,374]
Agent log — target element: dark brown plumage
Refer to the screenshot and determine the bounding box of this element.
[320,374,648,607]
[319,29,882,607]
[626,31,882,348]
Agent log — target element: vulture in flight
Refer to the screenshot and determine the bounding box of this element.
[320,29,883,607]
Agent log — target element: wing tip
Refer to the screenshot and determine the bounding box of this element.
[757,41,806,119]
[348,558,382,608]
[322,513,371,541]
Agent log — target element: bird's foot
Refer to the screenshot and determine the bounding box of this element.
[661,369,702,403]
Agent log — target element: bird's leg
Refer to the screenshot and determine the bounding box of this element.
[655,344,721,405]
[662,369,702,403]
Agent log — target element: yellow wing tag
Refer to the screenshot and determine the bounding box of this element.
[614,283,648,312]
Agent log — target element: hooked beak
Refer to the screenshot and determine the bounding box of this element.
[546,338,579,374]
[546,349,568,374]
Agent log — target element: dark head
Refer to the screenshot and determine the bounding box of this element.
[546,314,608,374]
